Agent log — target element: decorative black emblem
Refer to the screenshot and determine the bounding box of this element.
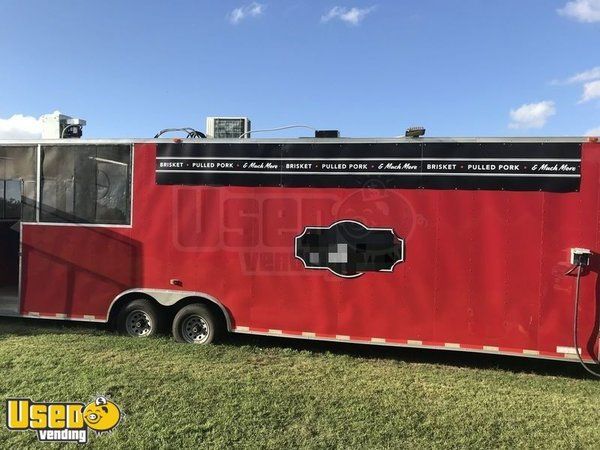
[295,220,404,278]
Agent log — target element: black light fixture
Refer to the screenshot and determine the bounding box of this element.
[315,130,340,138]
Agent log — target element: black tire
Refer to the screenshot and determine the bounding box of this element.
[116,299,160,338]
[172,304,222,344]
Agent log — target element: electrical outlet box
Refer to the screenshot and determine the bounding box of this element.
[570,248,592,266]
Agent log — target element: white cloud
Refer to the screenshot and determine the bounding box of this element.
[558,0,600,23]
[585,125,600,136]
[579,79,600,102]
[553,66,600,103]
[321,6,375,25]
[508,101,556,129]
[0,113,43,139]
[560,66,600,84]
[228,2,265,24]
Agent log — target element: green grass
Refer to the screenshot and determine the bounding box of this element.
[1,318,599,449]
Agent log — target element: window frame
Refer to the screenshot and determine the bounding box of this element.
[36,143,134,227]
[1,179,24,220]
[0,145,38,223]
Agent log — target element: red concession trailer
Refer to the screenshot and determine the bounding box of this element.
[0,137,599,367]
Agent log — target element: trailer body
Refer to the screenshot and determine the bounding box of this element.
[0,137,598,362]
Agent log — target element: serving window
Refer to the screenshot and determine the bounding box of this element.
[40,145,132,225]
[0,146,37,222]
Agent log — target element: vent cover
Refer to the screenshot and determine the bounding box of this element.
[206,117,251,139]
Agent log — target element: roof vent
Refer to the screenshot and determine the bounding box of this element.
[315,130,340,138]
[405,126,425,138]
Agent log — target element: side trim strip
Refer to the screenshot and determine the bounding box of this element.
[21,312,104,322]
[231,326,596,363]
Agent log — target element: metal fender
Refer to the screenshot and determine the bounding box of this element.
[107,288,232,331]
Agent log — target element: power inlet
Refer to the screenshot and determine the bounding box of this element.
[570,248,591,267]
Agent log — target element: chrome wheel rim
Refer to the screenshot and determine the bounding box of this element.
[181,315,209,343]
[125,310,153,337]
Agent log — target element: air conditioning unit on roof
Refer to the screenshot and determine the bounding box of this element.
[206,117,251,139]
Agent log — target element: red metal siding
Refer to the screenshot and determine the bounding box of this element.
[19,141,600,361]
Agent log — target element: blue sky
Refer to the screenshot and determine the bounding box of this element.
[0,0,599,138]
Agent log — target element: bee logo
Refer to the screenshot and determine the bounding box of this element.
[83,397,121,432]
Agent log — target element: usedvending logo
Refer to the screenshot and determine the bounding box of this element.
[295,220,404,278]
[6,396,121,444]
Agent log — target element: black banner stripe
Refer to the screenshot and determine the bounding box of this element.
[156,142,582,192]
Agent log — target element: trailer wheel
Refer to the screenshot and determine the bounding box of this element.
[172,304,221,344]
[116,299,160,338]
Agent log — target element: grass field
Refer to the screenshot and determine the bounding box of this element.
[1,317,599,448]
